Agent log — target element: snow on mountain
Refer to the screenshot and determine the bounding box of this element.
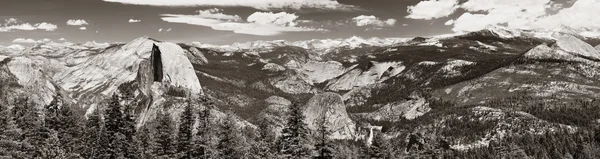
[483,25,523,39]
[192,36,409,54]
[440,60,476,78]
[596,44,600,51]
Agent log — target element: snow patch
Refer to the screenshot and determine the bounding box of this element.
[440,60,475,78]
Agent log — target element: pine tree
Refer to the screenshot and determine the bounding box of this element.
[82,109,105,159]
[217,111,244,159]
[105,94,126,158]
[137,124,156,159]
[192,96,214,159]
[0,99,25,158]
[362,132,387,159]
[155,111,175,158]
[252,118,277,159]
[278,102,312,159]
[14,97,50,158]
[43,95,83,156]
[177,100,195,159]
[122,97,140,159]
[314,116,335,159]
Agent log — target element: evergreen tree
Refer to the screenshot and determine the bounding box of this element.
[43,95,83,156]
[177,100,195,159]
[137,124,156,159]
[217,111,244,159]
[192,96,214,159]
[314,116,335,159]
[13,97,50,158]
[0,99,25,158]
[104,94,126,158]
[362,132,388,159]
[82,109,106,159]
[122,97,140,159]
[155,111,175,158]
[278,102,312,159]
[252,118,277,159]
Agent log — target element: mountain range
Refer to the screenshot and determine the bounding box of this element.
[2,25,600,157]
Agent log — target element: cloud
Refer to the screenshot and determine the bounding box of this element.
[67,19,89,26]
[102,0,353,10]
[196,8,241,21]
[531,0,600,30]
[13,38,52,44]
[35,23,58,31]
[59,38,67,41]
[0,18,58,32]
[128,19,141,23]
[406,0,459,20]
[444,19,454,26]
[449,0,554,32]
[79,27,87,30]
[352,15,396,28]
[161,10,324,36]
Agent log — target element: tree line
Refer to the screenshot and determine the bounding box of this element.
[0,91,393,159]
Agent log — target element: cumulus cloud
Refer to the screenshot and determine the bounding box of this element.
[405,0,600,32]
[67,19,89,26]
[13,38,52,44]
[161,10,324,36]
[531,0,600,30]
[128,19,141,23]
[0,18,58,32]
[444,19,454,26]
[59,38,67,41]
[449,0,556,32]
[406,0,459,20]
[79,27,87,30]
[102,0,353,10]
[352,15,396,28]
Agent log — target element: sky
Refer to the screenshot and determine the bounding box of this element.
[0,0,596,45]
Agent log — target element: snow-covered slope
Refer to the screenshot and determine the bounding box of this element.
[193,36,408,54]
[595,44,600,51]
[483,25,523,38]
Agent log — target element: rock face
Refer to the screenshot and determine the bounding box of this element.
[259,96,292,135]
[358,97,431,121]
[304,92,356,139]
[553,34,600,60]
[326,61,405,91]
[53,37,203,113]
[299,61,348,84]
[0,56,59,106]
